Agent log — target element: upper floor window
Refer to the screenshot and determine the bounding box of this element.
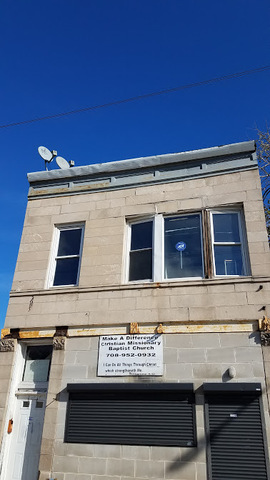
[210,211,246,276]
[129,221,153,281]
[48,224,84,287]
[127,208,249,282]
[164,214,203,279]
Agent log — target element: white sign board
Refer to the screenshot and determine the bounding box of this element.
[98,334,163,376]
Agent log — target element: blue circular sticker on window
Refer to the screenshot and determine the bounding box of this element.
[175,241,186,251]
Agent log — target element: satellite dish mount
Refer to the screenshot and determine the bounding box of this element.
[38,146,57,171]
[38,146,75,170]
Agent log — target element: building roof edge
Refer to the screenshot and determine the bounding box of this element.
[27,140,256,184]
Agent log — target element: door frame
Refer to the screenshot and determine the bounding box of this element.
[0,340,53,480]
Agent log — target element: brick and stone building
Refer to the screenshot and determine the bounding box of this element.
[0,140,270,480]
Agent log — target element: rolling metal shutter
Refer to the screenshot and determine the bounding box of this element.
[65,383,196,446]
[204,383,269,480]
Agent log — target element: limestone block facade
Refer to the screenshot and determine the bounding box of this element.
[1,140,270,480]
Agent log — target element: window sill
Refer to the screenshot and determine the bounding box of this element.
[127,275,252,287]
[48,283,79,289]
[16,381,49,395]
[10,275,270,298]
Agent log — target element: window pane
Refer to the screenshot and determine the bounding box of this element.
[129,250,152,281]
[164,215,203,279]
[57,229,82,256]
[53,258,80,285]
[214,245,244,275]
[26,345,52,360]
[23,359,51,382]
[213,213,240,243]
[23,346,52,382]
[131,222,152,251]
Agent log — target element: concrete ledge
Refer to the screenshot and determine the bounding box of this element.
[1,320,258,340]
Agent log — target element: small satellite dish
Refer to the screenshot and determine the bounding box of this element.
[56,156,70,169]
[38,146,53,162]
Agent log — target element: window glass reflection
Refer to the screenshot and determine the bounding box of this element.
[129,222,153,281]
[213,213,240,243]
[23,345,52,383]
[131,222,152,250]
[57,229,82,256]
[214,245,243,275]
[129,250,152,281]
[54,258,79,286]
[164,215,203,279]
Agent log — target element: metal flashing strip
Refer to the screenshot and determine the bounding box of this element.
[27,141,257,198]
[28,141,256,183]
[28,162,257,198]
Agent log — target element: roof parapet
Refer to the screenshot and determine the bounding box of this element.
[27,140,257,198]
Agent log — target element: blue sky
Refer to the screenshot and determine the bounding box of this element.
[1,0,270,329]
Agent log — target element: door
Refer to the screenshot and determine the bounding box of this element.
[6,395,47,480]
[205,391,269,480]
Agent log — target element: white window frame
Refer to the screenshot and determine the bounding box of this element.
[126,217,155,283]
[126,208,249,283]
[47,223,84,288]
[210,209,249,277]
[126,213,204,283]
[19,341,53,389]
[163,213,204,282]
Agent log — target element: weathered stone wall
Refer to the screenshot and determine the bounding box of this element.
[4,169,270,330]
[39,331,269,480]
[0,341,15,447]
[4,279,270,330]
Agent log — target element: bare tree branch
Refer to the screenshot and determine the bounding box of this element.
[257,128,270,241]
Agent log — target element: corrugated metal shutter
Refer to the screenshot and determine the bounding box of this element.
[65,387,196,446]
[205,390,268,480]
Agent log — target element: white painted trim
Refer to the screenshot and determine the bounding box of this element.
[46,223,85,288]
[125,208,250,284]
[126,217,154,283]
[125,221,132,283]
[0,340,53,480]
[210,208,249,277]
[162,212,204,281]
[153,215,163,282]
[0,343,25,480]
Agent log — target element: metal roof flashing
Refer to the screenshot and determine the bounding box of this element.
[27,140,257,198]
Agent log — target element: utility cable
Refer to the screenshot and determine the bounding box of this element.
[1,65,270,129]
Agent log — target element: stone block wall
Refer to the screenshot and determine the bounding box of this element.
[42,331,269,480]
[10,169,270,293]
[4,168,270,330]
[4,278,270,330]
[0,344,15,445]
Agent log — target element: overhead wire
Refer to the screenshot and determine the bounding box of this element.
[1,65,270,129]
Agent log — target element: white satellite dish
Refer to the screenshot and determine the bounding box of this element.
[56,156,70,169]
[38,146,53,162]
